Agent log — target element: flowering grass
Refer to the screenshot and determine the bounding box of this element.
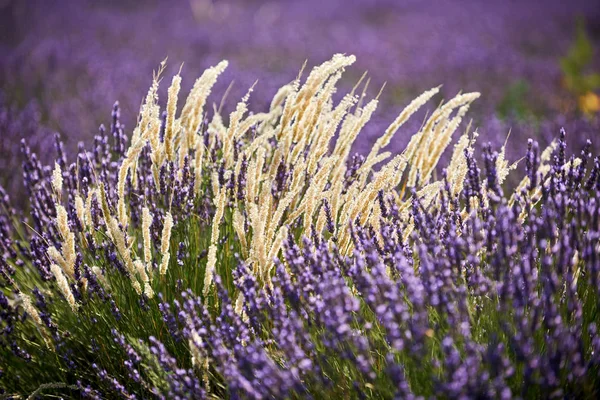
[1,55,599,399]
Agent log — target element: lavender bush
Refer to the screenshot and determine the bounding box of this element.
[0,55,599,398]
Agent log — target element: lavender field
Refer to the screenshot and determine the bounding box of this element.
[1,0,600,398]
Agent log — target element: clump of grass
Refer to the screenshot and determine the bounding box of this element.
[0,55,599,399]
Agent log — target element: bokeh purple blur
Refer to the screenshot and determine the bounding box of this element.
[1,0,599,194]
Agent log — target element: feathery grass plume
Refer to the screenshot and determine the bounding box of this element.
[204,244,218,297]
[327,179,344,234]
[232,208,248,254]
[509,140,557,206]
[256,197,275,278]
[417,181,444,207]
[74,195,86,229]
[52,205,76,278]
[245,148,262,204]
[84,189,95,228]
[266,186,300,244]
[116,160,131,227]
[17,292,53,350]
[51,162,62,197]
[135,259,153,298]
[142,207,153,266]
[164,73,182,162]
[210,171,220,202]
[305,157,339,232]
[222,84,255,168]
[159,212,174,276]
[207,105,228,145]
[270,84,294,112]
[265,225,287,283]
[180,60,229,150]
[495,134,518,185]
[332,99,378,166]
[139,63,166,186]
[18,292,44,328]
[367,86,441,163]
[117,62,166,225]
[347,154,404,223]
[352,151,393,190]
[421,103,472,183]
[50,263,77,312]
[496,148,514,186]
[47,246,69,276]
[278,54,355,146]
[289,73,339,162]
[447,131,479,198]
[316,201,328,236]
[248,194,272,276]
[108,217,142,294]
[97,184,112,228]
[406,92,480,187]
[309,93,357,175]
[193,140,206,195]
[55,204,69,235]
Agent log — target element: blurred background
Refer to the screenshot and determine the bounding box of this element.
[1,0,599,195]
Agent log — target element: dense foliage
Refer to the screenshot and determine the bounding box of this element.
[1,56,599,399]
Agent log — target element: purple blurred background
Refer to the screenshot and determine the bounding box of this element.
[1,0,599,194]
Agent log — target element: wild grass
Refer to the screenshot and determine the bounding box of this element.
[0,55,599,399]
